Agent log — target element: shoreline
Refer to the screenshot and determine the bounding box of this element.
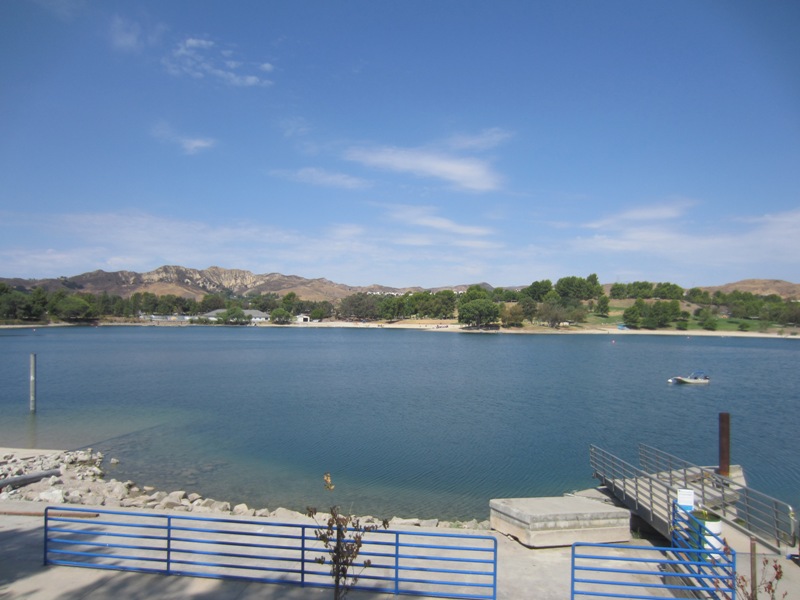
[0,448,490,529]
[2,318,797,340]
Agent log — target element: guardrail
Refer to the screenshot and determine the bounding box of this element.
[571,503,736,599]
[44,506,497,599]
[639,443,797,553]
[589,444,675,536]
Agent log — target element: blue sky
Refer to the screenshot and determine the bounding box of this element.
[2,1,799,289]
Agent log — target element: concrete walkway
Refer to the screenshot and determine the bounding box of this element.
[0,501,578,599]
[2,498,798,599]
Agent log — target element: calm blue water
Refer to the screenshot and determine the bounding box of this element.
[1,326,797,520]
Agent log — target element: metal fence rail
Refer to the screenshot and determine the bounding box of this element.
[44,506,497,599]
[639,443,797,553]
[589,444,675,537]
[571,503,736,600]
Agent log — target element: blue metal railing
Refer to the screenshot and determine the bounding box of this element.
[571,502,736,599]
[44,506,497,599]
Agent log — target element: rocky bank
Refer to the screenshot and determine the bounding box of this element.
[0,449,490,530]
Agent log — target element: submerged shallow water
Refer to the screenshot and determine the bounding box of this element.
[1,326,797,520]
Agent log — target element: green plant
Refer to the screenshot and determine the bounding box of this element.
[306,473,388,600]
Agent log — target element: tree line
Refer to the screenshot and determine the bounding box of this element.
[2,275,798,330]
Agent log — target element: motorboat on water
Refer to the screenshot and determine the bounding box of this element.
[668,371,710,384]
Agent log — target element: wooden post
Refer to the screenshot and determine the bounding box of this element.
[718,412,730,477]
[29,353,37,413]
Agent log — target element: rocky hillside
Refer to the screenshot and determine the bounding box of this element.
[0,265,424,302]
[2,267,797,303]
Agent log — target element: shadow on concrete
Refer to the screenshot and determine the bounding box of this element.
[0,524,46,587]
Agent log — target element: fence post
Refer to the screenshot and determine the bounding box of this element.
[394,531,400,595]
[166,516,172,575]
[42,506,49,566]
[301,525,306,586]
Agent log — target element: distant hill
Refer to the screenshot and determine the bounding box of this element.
[700,279,800,299]
[1,267,798,303]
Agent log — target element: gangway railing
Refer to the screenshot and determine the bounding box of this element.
[589,444,675,538]
[639,444,797,553]
[44,506,497,599]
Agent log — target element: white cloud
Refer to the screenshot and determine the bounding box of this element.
[109,16,167,52]
[163,37,272,87]
[278,117,311,138]
[271,167,370,189]
[584,198,696,229]
[151,122,215,155]
[571,205,800,277]
[446,127,514,151]
[345,146,502,192]
[385,205,493,236]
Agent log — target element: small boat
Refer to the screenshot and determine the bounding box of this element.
[668,371,710,384]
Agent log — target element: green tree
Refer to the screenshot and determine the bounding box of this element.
[270,308,293,324]
[697,308,718,331]
[520,279,552,302]
[595,295,610,317]
[200,294,226,313]
[338,293,379,320]
[622,300,644,329]
[609,283,627,299]
[500,303,524,327]
[457,298,500,328]
[518,295,537,322]
[51,295,96,321]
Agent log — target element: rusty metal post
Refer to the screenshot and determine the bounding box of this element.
[718,412,730,477]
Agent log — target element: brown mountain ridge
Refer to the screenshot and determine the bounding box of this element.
[2,266,798,303]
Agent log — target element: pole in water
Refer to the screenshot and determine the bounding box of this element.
[29,353,36,413]
[718,412,730,477]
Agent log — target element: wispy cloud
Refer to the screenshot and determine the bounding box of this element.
[163,37,273,87]
[446,127,514,151]
[270,167,370,189]
[572,204,800,275]
[151,121,215,155]
[31,0,86,21]
[109,15,166,52]
[584,198,695,229]
[345,146,502,192]
[385,205,493,236]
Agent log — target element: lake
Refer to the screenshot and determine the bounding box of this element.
[0,326,797,521]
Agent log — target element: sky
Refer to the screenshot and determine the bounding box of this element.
[1,1,799,290]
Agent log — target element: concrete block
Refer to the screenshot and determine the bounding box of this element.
[490,496,631,548]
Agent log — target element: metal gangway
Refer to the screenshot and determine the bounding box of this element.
[590,444,797,556]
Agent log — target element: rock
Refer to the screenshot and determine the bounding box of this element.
[254,508,270,518]
[419,519,439,528]
[233,503,255,516]
[187,493,202,503]
[106,481,129,500]
[390,517,420,527]
[110,458,120,465]
[270,507,308,521]
[38,489,65,504]
[165,491,186,504]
